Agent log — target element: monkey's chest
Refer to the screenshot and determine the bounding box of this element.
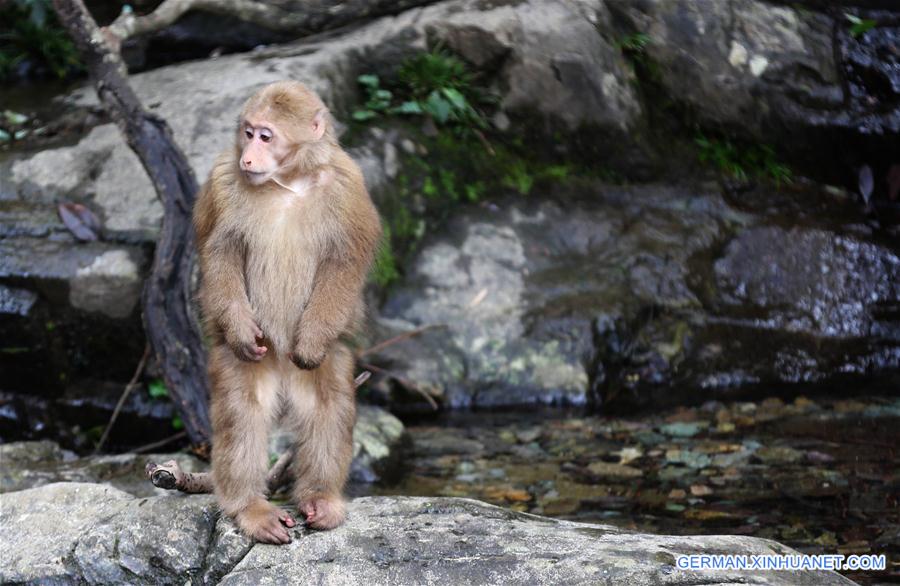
[243,225,319,353]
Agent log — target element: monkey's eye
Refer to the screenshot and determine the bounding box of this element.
[260,130,272,143]
[244,129,253,139]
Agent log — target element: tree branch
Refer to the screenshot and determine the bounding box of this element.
[103,0,440,46]
[54,0,211,446]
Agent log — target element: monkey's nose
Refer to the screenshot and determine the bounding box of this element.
[244,160,252,167]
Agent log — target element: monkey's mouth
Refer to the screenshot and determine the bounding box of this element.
[243,170,269,184]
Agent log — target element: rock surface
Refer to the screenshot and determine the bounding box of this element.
[0,482,854,585]
[4,0,636,240]
[607,0,899,177]
[373,182,899,410]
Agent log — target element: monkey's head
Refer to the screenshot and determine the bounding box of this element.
[237,81,332,186]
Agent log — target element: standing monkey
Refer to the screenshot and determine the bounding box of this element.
[194,81,381,544]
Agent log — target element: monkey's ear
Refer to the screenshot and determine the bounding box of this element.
[311,109,328,140]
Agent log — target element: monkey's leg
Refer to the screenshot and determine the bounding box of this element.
[209,346,296,544]
[287,345,356,530]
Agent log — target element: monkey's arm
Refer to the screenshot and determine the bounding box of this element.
[291,194,380,369]
[194,182,267,362]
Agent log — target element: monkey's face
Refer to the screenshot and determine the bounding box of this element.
[239,118,291,185]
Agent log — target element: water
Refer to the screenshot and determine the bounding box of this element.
[366,396,900,584]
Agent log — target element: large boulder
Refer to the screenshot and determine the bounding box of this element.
[0,482,854,585]
[375,183,731,408]
[371,182,900,410]
[606,0,899,178]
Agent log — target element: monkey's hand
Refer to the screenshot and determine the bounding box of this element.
[289,338,326,370]
[223,304,268,362]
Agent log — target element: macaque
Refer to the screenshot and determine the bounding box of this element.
[193,81,380,544]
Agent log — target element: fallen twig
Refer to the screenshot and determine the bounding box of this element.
[94,344,150,455]
[359,361,440,410]
[356,324,444,358]
[134,430,188,454]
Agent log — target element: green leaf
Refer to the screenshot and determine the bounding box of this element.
[845,13,876,38]
[148,379,169,399]
[424,91,451,124]
[357,74,380,88]
[441,87,468,111]
[391,100,423,115]
[352,109,377,121]
[171,416,184,430]
[374,89,392,101]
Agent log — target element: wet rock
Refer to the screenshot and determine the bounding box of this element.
[754,446,804,465]
[714,226,900,338]
[0,234,148,391]
[586,461,643,480]
[0,379,179,452]
[413,429,485,457]
[269,405,409,485]
[606,0,899,181]
[374,178,898,410]
[609,0,836,135]
[0,236,146,319]
[349,405,410,483]
[375,183,736,408]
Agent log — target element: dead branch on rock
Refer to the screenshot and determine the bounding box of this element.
[146,371,371,494]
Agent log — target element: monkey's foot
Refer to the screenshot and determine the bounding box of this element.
[236,500,296,545]
[299,495,346,530]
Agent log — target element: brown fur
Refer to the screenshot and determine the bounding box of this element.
[194,81,381,544]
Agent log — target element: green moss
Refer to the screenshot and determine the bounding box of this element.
[694,132,792,185]
[371,224,401,287]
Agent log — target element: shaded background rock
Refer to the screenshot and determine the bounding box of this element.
[606,0,899,189]
[371,182,899,411]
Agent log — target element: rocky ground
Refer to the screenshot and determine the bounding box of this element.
[0,482,855,585]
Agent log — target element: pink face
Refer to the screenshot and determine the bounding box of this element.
[239,118,291,185]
